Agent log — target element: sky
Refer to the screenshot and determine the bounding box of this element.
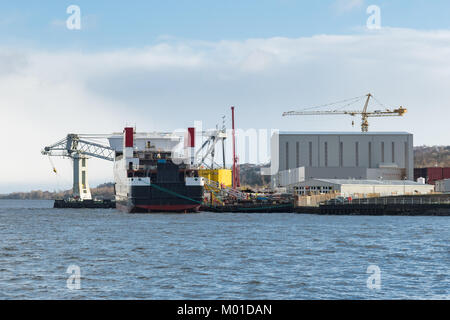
[1,0,450,193]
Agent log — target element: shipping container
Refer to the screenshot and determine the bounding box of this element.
[413,167,450,185]
[443,167,450,179]
[427,167,443,184]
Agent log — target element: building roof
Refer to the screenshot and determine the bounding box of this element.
[279,131,411,136]
[305,178,430,186]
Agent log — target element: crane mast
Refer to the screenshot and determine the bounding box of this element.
[361,93,371,132]
[283,93,407,132]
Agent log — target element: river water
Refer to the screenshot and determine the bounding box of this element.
[0,200,448,299]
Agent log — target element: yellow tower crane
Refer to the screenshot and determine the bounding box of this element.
[282,93,407,132]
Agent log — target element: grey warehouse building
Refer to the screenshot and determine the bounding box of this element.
[262,132,414,188]
[294,179,434,197]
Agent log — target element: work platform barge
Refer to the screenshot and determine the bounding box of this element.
[295,194,450,216]
[52,193,450,215]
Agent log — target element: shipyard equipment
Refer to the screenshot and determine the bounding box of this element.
[231,106,241,188]
[283,93,407,132]
[194,115,241,202]
[195,120,227,169]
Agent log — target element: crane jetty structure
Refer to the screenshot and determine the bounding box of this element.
[42,133,116,208]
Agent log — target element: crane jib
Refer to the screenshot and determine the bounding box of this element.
[282,93,407,132]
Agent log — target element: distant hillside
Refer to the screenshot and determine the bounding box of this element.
[1,146,448,199]
[0,183,115,200]
[239,163,270,188]
[414,146,450,168]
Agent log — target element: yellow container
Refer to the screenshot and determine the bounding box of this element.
[199,169,232,188]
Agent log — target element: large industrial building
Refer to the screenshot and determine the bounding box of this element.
[263,131,414,188]
[294,179,434,197]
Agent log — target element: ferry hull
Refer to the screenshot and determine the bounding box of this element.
[116,202,201,213]
[115,184,204,213]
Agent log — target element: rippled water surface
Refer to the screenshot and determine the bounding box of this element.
[0,200,448,299]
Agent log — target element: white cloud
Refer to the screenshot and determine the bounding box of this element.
[1,27,450,192]
[333,0,365,13]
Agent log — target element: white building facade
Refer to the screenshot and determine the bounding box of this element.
[263,132,414,188]
[294,179,434,197]
[435,179,450,193]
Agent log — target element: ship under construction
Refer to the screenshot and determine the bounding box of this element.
[42,107,255,213]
